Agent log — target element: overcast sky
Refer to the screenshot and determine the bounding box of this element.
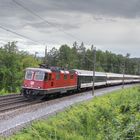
[0,0,140,57]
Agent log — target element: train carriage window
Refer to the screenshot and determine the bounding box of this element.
[56,73,60,80]
[25,70,33,80]
[44,73,48,81]
[48,74,52,80]
[108,77,123,80]
[34,71,45,81]
[95,76,106,82]
[70,74,74,79]
[64,74,67,80]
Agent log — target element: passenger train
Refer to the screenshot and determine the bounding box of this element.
[22,66,140,99]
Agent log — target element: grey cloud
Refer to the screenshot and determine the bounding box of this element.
[23,0,140,18]
[0,0,140,58]
[92,16,117,23]
[2,0,138,33]
[0,0,81,33]
[0,0,139,29]
[28,21,79,31]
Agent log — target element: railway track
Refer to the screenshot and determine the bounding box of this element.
[0,92,68,114]
[0,83,138,114]
[0,91,82,114]
[0,94,41,113]
[0,94,21,100]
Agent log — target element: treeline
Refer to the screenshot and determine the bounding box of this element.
[0,42,40,93]
[0,41,140,93]
[47,42,140,75]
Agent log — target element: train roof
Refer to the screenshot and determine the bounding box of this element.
[106,73,140,78]
[73,69,106,76]
[26,67,140,78]
[26,67,70,74]
[26,68,52,73]
[106,73,123,77]
[124,74,140,78]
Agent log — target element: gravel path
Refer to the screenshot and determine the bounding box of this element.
[0,84,138,136]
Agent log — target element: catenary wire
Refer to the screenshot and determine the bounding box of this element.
[0,25,40,45]
[12,0,82,42]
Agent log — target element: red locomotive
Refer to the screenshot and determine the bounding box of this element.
[22,66,77,99]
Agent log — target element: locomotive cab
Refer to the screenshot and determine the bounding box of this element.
[22,68,52,99]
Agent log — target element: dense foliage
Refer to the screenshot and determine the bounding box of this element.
[8,86,140,140]
[0,42,40,94]
[47,42,140,74]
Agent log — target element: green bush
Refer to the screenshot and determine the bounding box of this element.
[0,88,9,95]
[8,86,140,140]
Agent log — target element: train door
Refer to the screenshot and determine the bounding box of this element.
[50,73,55,87]
[55,72,61,88]
[63,73,68,87]
[44,72,53,89]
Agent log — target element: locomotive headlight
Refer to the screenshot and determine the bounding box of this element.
[30,81,35,85]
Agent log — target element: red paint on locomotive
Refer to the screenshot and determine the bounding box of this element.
[22,67,78,97]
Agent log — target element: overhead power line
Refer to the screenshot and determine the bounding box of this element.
[0,25,40,44]
[12,0,81,42]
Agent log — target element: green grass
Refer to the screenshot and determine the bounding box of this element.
[0,88,20,95]
[5,86,140,140]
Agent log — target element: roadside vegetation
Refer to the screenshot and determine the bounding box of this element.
[8,86,140,140]
[0,42,40,95]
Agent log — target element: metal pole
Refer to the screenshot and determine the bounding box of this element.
[122,54,129,89]
[122,62,125,89]
[92,47,96,96]
[34,52,38,59]
[45,46,47,64]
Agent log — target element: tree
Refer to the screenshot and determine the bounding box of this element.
[47,47,59,66]
[58,45,72,68]
[45,42,138,75]
[0,41,40,92]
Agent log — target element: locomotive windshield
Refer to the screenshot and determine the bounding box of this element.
[34,71,45,81]
[25,70,33,80]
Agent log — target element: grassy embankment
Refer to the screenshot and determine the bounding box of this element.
[0,88,20,95]
[6,86,140,140]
